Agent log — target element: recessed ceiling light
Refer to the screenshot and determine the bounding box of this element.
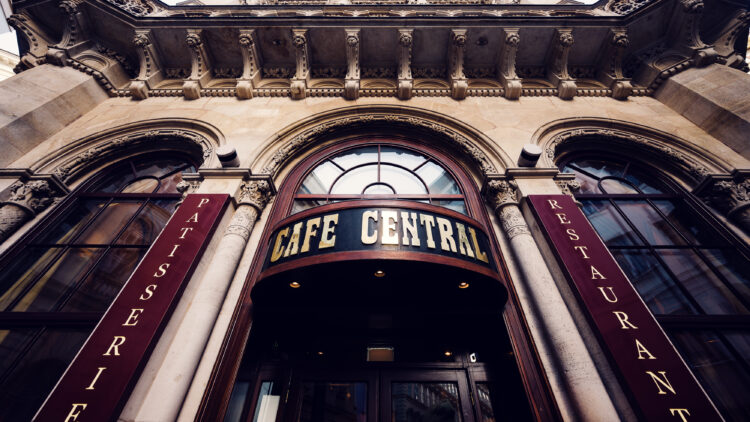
[317,351,324,356]
[374,270,386,278]
[458,281,469,289]
[290,281,301,288]
[444,350,453,357]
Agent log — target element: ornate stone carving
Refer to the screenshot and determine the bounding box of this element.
[606,0,652,15]
[238,179,274,212]
[0,180,63,243]
[448,29,468,100]
[498,28,522,100]
[397,29,414,100]
[224,205,259,241]
[291,28,311,100]
[701,176,750,233]
[596,28,632,100]
[130,30,164,100]
[261,114,496,176]
[46,0,90,66]
[344,28,361,100]
[103,0,156,17]
[7,13,53,71]
[237,29,262,99]
[547,29,577,100]
[485,179,519,210]
[499,205,532,239]
[555,178,581,200]
[175,179,201,206]
[183,29,212,100]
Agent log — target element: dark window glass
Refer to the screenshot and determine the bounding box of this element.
[392,382,461,422]
[300,381,367,422]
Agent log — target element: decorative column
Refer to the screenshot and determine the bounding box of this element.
[130,178,274,422]
[0,180,64,243]
[484,179,622,422]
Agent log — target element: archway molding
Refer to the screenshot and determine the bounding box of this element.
[251,104,512,179]
[533,117,731,187]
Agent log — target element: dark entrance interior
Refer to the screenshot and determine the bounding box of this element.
[224,261,534,422]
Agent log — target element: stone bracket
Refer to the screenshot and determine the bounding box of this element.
[291,28,311,100]
[547,28,577,100]
[397,29,414,100]
[498,28,522,100]
[448,29,468,100]
[183,29,213,100]
[711,10,750,71]
[46,0,91,66]
[7,13,54,71]
[236,29,262,99]
[130,29,164,100]
[344,28,361,100]
[667,0,717,66]
[693,169,750,234]
[596,28,633,100]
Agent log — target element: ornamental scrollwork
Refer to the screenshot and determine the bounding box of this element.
[484,179,519,210]
[7,180,57,213]
[555,179,581,197]
[238,179,274,212]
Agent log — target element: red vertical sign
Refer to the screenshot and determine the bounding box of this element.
[528,195,722,421]
[34,194,229,422]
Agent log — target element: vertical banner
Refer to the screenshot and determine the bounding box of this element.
[35,194,229,422]
[528,195,722,421]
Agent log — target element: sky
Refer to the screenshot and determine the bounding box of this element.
[0,30,18,55]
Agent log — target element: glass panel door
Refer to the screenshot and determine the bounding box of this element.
[381,370,474,422]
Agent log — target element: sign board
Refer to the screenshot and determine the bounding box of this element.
[528,194,721,421]
[35,194,229,422]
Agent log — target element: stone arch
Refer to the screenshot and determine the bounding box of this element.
[31,119,224,185]
[251,105,512,179]
[533,117,732,187]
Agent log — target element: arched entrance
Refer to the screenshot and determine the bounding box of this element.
[222,138,534,422]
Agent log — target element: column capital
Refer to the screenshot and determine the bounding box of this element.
[238,176,275,212]
[483,178,519,211]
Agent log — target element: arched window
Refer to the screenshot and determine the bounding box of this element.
[0,154,197,420]
[560,156,750,420]
[293,143,467,215]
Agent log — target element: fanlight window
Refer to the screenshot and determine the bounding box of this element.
[294,145,466,214]
[561,157,750,420]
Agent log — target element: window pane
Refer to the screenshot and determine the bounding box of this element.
[0,329,38,379]
[157,170,188,193]
[331,165,378,194]
[363,183,395,194]
[381,146,426,170]
[392,382,460,422]
[292,199,327,214]
[657,249,749,314]
[224,380,251,422]
[381,165,427,194]
[36,200,107,245]
[298,161,342,194]
[599,178,638,194]
[432,200,466,215]
[624,168,663,194]
[116,200,177,245]
[0,328,90,422]
[61,247,147,312]
[121,177,159,193]
[331,146,378,170]
[75,202,143,244]
[476,383,499,422]
[581,200,642,246]
[617,200,686,245]
[611,250,697,315]
[702,249,750,305]
[562,166,601,194]
[416,162,460,195]
[652,200,714,245]
[0,247,63,310]
[569,159,625,178]
[11,247,105,312]
[669,330,750,421]
[300,381,367,422]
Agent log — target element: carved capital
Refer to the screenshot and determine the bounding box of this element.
[7,180,57,214]
[238,179,274,212]
[701,175,750,234]
[485,179,519,210]
[399,31,413,47]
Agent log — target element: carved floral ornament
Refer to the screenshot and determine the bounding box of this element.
[484,179,519,210]
[238,179,274,211]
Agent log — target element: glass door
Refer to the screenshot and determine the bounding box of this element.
[382,369,473,422]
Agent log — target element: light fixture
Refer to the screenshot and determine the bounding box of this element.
[317,351,324,356]
[374,270,386,278]
[289,281,301,288]
[444,350,453,357]
[458,281,470,289]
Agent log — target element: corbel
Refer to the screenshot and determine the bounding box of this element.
[666,0,717,66]
[706,9,749,70]
[344,28,361,100]
[7,13,55,71]
[236,29,262,100]
[448,29,468,100]
[290,29,311,100]
[397,29,414,100]
[46,0,92,66]
[546,28,577,100]
[595,28,633,100]
[498,28,522,100]
[129,30,164,100]
[182,29,213,100]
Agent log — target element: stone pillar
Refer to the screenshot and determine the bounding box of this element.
[0,180,62,243]
[128,179,273,422]
[485,179,621,422]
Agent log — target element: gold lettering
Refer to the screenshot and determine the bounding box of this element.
[85,367,107,390]
[420,215,437,249]
[455,223,475,258]
[574,245,590,259]
[556,213,571,225]
[283,222,303,257]
[591,265,607,280]
[381,211,399,245]
[270,228,289,262]
[361,212,378,245]
[179,227,194,239]
[153,263,170,278]
[65,403,88,422]
[597,286,618,303]
[186,212,199,223]
[646,371,676,395]
[319,214,338,249]
[104,336,126,356]
[302,218,321,252]
[436,217,457,253]
[469,227,489,263]
[140,284,157,301]
[636,339,657,360]
[123,308,144,326]
[548,199,563,210]
[613,311,638,329]
[198,198,210,208]
[400,212,420,247]
[168,244,180,258]
[669,408,691,421]
[566,228,580,241]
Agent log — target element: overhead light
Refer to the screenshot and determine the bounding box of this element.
[317,351,324,356]
[290,281,301,288]
[458,281,469,289]
[444,350,453,357]
[374,270,386,278]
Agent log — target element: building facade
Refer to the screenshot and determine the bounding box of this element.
[0,0,748,421]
